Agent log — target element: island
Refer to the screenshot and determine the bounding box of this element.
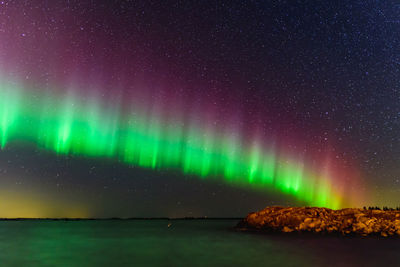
[237,206,400,237]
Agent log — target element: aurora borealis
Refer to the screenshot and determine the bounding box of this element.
[0,76,360,210]
[0,0,398,218]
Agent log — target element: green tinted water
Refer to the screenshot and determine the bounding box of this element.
[0,220,397,266]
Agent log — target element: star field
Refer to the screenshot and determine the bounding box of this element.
[0,0,398,217]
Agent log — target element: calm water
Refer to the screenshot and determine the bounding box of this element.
[0,219,398,266]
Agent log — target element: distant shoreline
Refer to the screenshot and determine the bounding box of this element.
[0,217,243,221]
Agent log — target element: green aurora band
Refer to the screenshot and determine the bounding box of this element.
[0,78,354,209]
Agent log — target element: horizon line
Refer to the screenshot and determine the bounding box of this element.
[0,217,244,221]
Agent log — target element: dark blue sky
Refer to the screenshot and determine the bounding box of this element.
[0,0,399,217]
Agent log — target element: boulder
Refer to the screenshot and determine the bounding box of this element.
[237,206,400,237]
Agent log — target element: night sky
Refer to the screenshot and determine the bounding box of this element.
[0,0,398,218]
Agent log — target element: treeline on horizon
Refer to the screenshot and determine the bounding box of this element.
[363,206,400,211]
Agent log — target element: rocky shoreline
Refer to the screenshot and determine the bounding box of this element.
[237,206,400,237]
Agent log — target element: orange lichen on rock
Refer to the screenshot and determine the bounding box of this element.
[237,206,400,237]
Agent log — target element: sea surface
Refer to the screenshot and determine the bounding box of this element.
[0,219,398,266]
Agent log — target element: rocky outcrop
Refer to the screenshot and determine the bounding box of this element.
[237,206,400,237]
